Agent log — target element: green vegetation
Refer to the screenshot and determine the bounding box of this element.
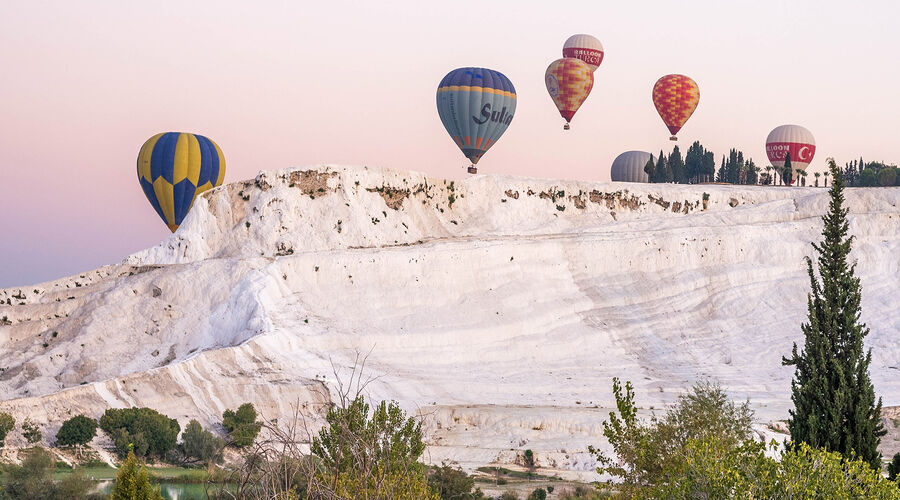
[427,462,487,499]
[888,452,900,482]
[842,157,900,187]
[21,418,42,444]
[646,142,758,185]
[99,407,180,458]
[782,160,885,470]
[177,418,224,464]
[0,412,15,447]
[55,414,97,447]
[109,448,164,500]
[222,402,261,448]
[312,397,425,475]
[591,377,899,498]
[590,378,753,494]
[1,447,95,499]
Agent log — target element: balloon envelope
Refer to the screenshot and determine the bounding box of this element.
[562,34,604,71]
[545,58,594,127]
[436,67,516,167]
[611,151,652,183]
[137,132,226,232]
[766,125,816,173]
[652,74,700,140]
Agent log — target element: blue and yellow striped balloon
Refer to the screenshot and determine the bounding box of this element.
[436,67,516,173]
[136,132,225,232]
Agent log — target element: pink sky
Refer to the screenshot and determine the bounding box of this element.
[1,1,898,287]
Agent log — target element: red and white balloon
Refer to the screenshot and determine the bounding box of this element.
[766,124,816,174]
[562,34,604,71]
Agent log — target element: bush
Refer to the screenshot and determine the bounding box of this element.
[1,447,95,500]
[499,492,520,500]
[888,452,900,482]
[523,449,535,470]
[527,488,547,500]
[427,463,487,499]
[110,449,164,500]
[99,407,180,458]
[312,397,425,474]
[329,466,439,499]
[593,378,900,499]
[878,167,898,187]
[590,378,753,494]
[222,403,261,447]
[56,414,97,446]
[179,419,225,464]
[0,411,15,447]
[21,418,42,444]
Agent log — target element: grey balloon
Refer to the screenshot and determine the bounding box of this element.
[611,151,653,183]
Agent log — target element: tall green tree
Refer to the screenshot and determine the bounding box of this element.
[702,151,716,182]
[684,141,704,183]
[782,160,885,470]
[643,157,656,182]
[716,155,727,182]
[668,145,685,183]
[783,153,793,185]
[222,403,262,447]
[110,448,165,500]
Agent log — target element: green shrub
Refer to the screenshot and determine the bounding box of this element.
[499,492,520,500]
[1,447,95,500]
[427,463,487,499]
[0,411,15,447]
[109,449,164,500]
[179,419,225,464]
[99,407,180,458]
[222,403,261,448]
[523,449,535,470]
[56,414,97,446]
[590,378,753,494]
[888,452,900,482]
[311,397,424,474]
[21,418,42,444]
[527,487,547,500]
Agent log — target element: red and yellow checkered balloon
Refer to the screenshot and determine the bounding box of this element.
[652,74,700,140]
[545,58,593,128]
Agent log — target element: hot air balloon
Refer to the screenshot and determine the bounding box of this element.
[545,58,593,130]
[436,67,516,174]
[652,74,700,140]
[766,125,816,183]
[611,151,653,183]
[136,132,226,232]
[562,34,604,71]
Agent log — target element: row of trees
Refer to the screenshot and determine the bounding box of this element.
[843,158,900,187]
[643,144,899,188]
[643,142,772,186]
[0,402,261,463]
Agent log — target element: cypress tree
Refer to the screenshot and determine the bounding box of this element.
[783,153,793,185]
[782,160,885,470]
[643,157,656,182]
[654,151,667,183]
[669,145,685,184]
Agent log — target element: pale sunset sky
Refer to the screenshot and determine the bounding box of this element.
[1,0,898,287]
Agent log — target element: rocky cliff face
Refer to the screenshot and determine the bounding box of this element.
[2,165,899,476]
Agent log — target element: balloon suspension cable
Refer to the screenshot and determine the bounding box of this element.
[467,165,478,174]
[564,123,571,130]
[670,135,678,141]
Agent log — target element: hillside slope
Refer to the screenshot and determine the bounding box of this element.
[1,165,898,476]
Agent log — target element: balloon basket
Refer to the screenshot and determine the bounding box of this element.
[669,136,678,141]
[467,165,478,174]
[563,123,571,130]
